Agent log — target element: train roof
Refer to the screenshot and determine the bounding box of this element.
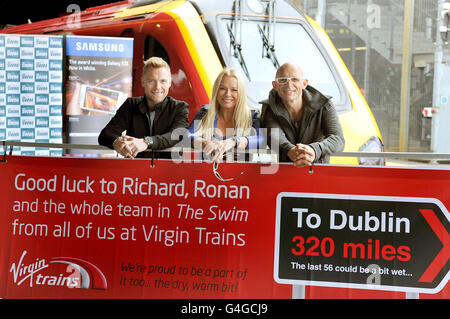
[0,0,306,34]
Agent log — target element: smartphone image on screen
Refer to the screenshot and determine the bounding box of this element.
[79,84,126,115]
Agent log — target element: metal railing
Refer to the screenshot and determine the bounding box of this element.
[2,141,450,162]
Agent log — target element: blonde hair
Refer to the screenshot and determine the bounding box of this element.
[142,57,171,81]
[194,67,252,140]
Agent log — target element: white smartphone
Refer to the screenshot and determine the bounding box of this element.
[79,84,126,115]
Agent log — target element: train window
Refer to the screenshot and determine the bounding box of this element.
[121,29,134,38]
[218,18,349,112]
[144,36,170,65]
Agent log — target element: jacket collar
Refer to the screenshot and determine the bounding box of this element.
[302,85,331,110]
[138,95,169,114]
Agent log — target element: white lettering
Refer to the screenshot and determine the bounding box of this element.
[330,210,410,233]
[194,180,250,199]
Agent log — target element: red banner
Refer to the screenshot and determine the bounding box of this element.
[0,155,448,299]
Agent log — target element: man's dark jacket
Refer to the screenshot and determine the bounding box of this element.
[98,96,189,158]
[260,85,345,163]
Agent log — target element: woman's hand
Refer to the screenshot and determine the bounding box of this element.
[204,138,236,163]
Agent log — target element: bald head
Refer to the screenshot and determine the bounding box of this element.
[275,63,305,79]
[272,62,308,106]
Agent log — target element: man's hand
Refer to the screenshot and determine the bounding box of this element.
[113,135,148,159]
[287,144,315,168]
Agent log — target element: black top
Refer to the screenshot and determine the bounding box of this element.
[98,95,189,158]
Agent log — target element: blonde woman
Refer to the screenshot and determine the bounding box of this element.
[188,67,262,162]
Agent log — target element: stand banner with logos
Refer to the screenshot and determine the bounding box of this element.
[0,35,63,156]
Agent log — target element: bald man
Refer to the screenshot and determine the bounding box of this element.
[260,62,345,167]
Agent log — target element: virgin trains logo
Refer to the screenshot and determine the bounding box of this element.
[9,250,107,290]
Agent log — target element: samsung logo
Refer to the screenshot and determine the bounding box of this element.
[75,41,125,53]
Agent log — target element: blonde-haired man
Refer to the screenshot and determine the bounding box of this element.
[99,57,189,158]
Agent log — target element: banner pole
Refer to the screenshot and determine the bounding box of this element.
[405,292,420,299]
[292,285,306,299]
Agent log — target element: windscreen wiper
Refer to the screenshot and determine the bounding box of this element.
[227,22,251,80]
[257,24,280,70]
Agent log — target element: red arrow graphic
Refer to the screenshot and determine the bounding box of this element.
[418,209,450,283]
